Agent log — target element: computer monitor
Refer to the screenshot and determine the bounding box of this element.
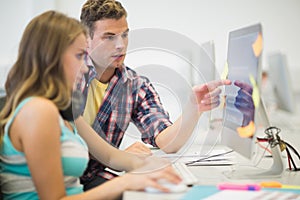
[190,41,221,150]
[221,23,284,179]
[191,40,216,85]
[268,52,295,113]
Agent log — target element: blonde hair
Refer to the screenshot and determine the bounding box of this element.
[0,11,87,144]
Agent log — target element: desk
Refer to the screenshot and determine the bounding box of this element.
[123,109,300,200]
[124,151,300,199]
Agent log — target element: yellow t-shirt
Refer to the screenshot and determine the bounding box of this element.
[83,79,108,125]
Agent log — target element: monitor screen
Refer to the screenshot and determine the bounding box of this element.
[221,23,263,159]
[268,52,295,113]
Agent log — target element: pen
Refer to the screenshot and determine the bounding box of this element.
[260,181,300,190]
[217,183,261,191]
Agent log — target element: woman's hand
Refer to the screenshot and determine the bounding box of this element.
[121,162,182,192]
[77,156,182,199]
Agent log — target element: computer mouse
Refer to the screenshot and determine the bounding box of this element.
[145,180,188,193]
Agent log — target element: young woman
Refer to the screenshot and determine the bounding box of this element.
[0,10,181,200]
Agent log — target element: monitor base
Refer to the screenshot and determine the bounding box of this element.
[224,144,284,179]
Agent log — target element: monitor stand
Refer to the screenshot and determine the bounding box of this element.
[224,100,285,179]
[223,143,284,179]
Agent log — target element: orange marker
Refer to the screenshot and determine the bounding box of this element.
[260,181,300,190]
[260,181,282,188]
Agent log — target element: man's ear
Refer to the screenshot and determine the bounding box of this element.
[87,35,92,54]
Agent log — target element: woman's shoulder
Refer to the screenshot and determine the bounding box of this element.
[8,97,61,147]
[22,97,57,112]
[17,97,59,122]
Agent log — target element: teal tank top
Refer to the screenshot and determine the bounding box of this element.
[0,97,89,199]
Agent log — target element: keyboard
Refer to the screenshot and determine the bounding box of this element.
[172,162,198,186]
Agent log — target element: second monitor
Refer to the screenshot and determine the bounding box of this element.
[268,52,295,113]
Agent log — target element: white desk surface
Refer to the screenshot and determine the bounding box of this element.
[123,108,300,200]
[124,151,300,200]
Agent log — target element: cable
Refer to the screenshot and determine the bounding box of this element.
[185,150,234,166]
[251,140,270,168]
[257,126,300,171]
[256,140,272,154]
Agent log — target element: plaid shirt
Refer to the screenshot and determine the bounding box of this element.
[79,63,172,184]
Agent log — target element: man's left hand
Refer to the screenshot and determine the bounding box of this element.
[191,79,231,112]
[124,141,152,155]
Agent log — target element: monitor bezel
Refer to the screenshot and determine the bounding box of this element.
[221,23,263,160]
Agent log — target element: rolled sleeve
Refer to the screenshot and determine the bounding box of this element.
[132,81,172,146]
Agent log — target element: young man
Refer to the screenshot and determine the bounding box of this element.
[79,0,231,190]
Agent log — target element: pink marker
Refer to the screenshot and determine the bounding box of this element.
[217,183,261,191]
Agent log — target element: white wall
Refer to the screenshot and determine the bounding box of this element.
[0,0,55,86]
[1,0,300,90]
[119,0,300,91]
